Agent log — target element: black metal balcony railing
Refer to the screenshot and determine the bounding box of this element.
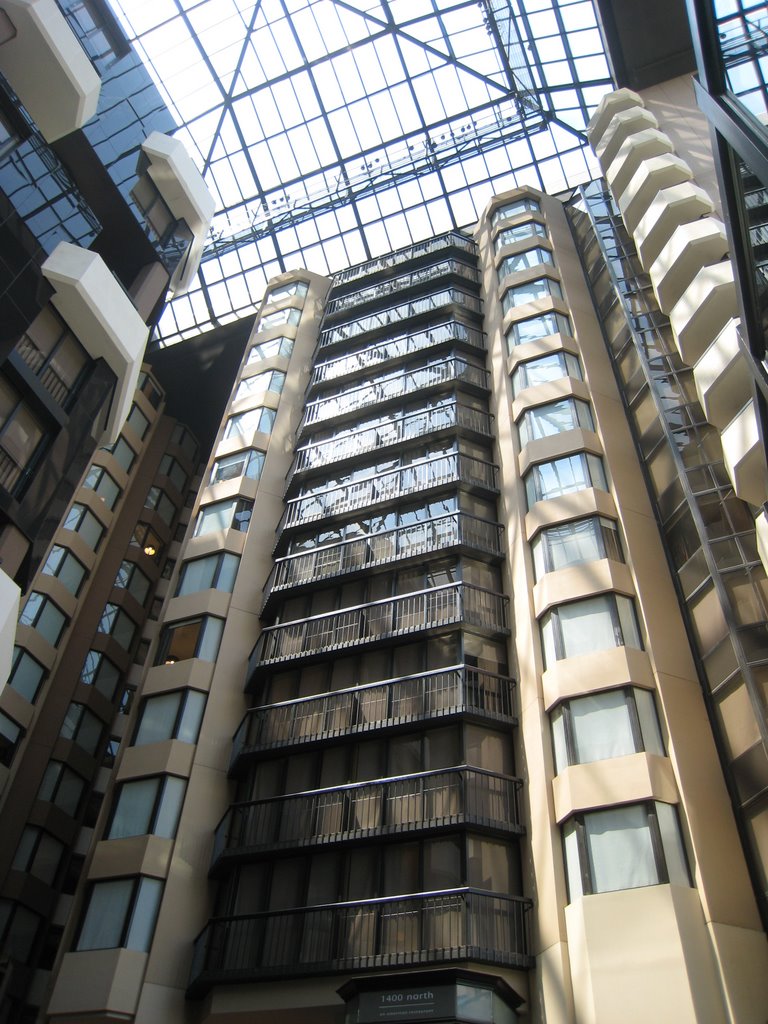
[293,402,492,477]
[310,321,485,388]
[331,231,477,286]
[269,513,503,596]
[231,666,516,765]
[188,889,533,993]
[212,767,523,866]
[16,333,79,407]
[302,356,489,430]
[282,452,499,529]
[319,289,482,350]
[325,259,479,318]
[250,583,509,672]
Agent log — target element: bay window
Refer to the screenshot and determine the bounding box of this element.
[511,351,582,396]
[506,311,572,349]
[502,276,562,313]
[540,593,643,667]
[525,452,607,507]
[518,397,594,447]
[551,687,664,772]
[155,615,224,665]
[563,802,690,899]
[75,876,163,952]
[132,689,206,746]
[491,197,540,226]
[194,498,253,536]
[498,247,554,281]
[495,221,547,250]
[531,516,622,578]
[107,775,187,840]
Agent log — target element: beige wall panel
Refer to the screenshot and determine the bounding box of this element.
[565,885,726,1024]
[164,587,233,624]
[89,834,173,880]
[47,948,148,1019]
[524,488,618,540]
[532,559,635,619]
[517,427,602,476]
[511,376,590,419]
[117,739,196,781]
[141,659,216,697]
[542,647,655,709]
[707,921,768,1023]
[552,752,678,822]
[506,332,579,372]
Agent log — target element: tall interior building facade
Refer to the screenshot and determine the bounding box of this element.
[1,1,768,1023]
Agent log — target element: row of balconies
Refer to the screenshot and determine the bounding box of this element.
[310,320,485,389]
[231,665,516,766]
[281,452,499,530]
[324,258,479,321]
[292,400,492,478]
[588,89,768,510]
[249,583,509,675]
[267,512,503,599]
[318,288,482,351]
[188,889,533,994]
[211,766,523,868]
[331,231,477,286]
[300,356,489,430]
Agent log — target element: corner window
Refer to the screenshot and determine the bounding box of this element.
[107,775,187,840]
[12,827,64,886]
[19,592,67,645]
[502,276,562,313]
[176,552,240,596]
[0,711,23,767]
[144,486,176,526]
[258,306,301,330]
[0,378,46,491]
[155,616,224,665]
[563,802,690,899]
[211,449,264,484]
[540,593,643,667]
[234,370,285,401]
[132,690,207,746]
[8,648,45,703]
[80,650,122,701]
[491,197,540,226]
[518,397,594,447]
[224,407,276,440]
[137,371,162,408]
[126,404,150,441]
[532,516,622,579]
[102,437,136,473]
[41,544,87,595]
[59,703,104,758]
[495,221,547,250]
[83,465,121,510]
[511,351,582,397]
[171,424,198,461]
[63,503,105,549]
[506,311,572,349]
[75,876,163,952]
[114,560,151,605]
[247,336,293,362]
[130,523,164,562]
[525,452,607,507]
[552,687,664,772]
[194,498,253,536]
[159,454,188,493]
[37,761,86,816]
[498,247,554,280]
[97,603,137,651]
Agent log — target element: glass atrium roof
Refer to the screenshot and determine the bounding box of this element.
[109,0,614,345]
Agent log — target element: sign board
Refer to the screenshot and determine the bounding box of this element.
[358,985,455,1022]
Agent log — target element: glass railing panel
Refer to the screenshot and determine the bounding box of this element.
[331,231,477,286]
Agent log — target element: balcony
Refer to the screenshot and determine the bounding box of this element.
[231,666,516,767]
[301,357,489,431]
[332,231,477,286]
[319,288,482,351]
[268,513,503,600]
[310,321,485,389]
[324,259,479,320]
[188,889,533,994]
[292,401,493,478]
[211,767,523,869]
[282,452,499,530]
[249,583,509,675]
[0,0,100,142]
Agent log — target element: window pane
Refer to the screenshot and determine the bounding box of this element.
[559,596,618,658]
[585,805,658,892]
[134,693,180,745]
[154,776,186,838]
[177,690,206,743]
[9,648,45,703]
[77,879,133,949]
[126,877,163,951]
[655,801,690,886]
[109,778,159,838]
[571,690,636,763]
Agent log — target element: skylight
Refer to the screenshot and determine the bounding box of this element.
[109,0,613,345]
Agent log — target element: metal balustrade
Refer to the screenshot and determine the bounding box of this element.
[188,889,533,993]
[250,583,508,672]
[325,259,479,318]
[269,513,503,596]
[293,402,493,476]
[211,767,523,867]
[302,357,489,429]
[310,321,485,388]
[283,453,498,529]
[331,231,477,285]
[319,288,482,350]
[231,666,516,766]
